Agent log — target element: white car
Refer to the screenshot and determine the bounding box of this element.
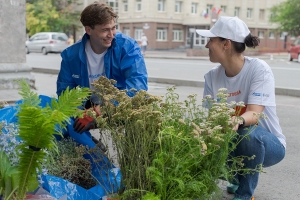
[26,32,69,55]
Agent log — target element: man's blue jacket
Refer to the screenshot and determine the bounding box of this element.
[56,32,148,97]
[56,32,148,149]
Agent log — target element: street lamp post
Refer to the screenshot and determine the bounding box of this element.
[283,32,288,49]
[189,28,195,49]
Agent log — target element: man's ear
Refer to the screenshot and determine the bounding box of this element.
[85,26,91,35]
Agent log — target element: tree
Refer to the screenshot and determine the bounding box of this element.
[26,0,82,37]
[269,0,300,36]
[26,0,60,36]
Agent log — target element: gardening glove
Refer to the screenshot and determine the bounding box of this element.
[73,106,101,134]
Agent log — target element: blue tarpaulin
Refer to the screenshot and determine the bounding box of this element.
[0,95,122,200]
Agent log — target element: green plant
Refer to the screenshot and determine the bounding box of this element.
[89,77,261,200]
[42,138,97,189]
[4,79,90,200]
[0,151,19,200]
[89,77,161,198]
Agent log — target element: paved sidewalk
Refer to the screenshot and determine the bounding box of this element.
[144,50,288,60]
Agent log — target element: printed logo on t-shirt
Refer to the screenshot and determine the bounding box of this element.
[89,72,106,82]
[228,90,241,97]
[252,92,261,96]
[252,92,270,97]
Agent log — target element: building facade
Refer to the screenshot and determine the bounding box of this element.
[82,0,293,52]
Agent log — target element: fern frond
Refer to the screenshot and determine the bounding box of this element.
[15,82,90,199]
[17,79,40,107]
[16,147,45,199]
[52,86,90,118]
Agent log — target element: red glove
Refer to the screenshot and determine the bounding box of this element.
[73,107,101,134]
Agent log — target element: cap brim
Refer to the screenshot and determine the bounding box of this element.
[195,30,216,38]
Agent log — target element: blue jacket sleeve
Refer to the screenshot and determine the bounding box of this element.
[120,39,148,97]
[57,51,78,96]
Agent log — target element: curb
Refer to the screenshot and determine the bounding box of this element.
[32,68,300,98]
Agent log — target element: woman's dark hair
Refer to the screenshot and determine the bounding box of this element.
[220,34,260,53]
[80,2,118,29]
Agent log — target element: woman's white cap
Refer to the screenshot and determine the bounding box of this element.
[196,16,250,43]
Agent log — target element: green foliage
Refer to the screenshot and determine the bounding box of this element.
[91,77,162,198]
[269,0,300,36]
[26,0,82,36]
[26,0,59,35]
[0,151,19,200]
[91,77,261,200]
[42,138,96,189]
[15,79,90,199]
[141,192,160,200]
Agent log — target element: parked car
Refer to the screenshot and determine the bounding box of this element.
[288,37,300,62]
[26,32,69,55]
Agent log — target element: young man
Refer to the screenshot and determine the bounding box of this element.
[56,2,148,148]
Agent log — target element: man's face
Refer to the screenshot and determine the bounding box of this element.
[85,20,117,53]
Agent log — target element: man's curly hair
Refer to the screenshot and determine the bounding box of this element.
[80,2,118,29]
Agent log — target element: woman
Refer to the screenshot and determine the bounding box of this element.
[196,16,286,200]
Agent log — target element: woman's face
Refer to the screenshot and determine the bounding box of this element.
[205,37,225,63]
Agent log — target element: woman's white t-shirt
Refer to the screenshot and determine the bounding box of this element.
[203,56,286,148]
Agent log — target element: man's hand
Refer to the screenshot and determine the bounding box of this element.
[73,106,101,134]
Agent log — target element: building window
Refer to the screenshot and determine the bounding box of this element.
[123,28,130,36]
[123,0,128,12]
[247,8,253,19]
[175,1,182,13]
[134,28,143,41]
[259,9,265,20]
[206,4,213,15]
[258,31,264,39]
[136,0,141,11]
[157,28,167,41]
[269,31,274,39]
[106,0,118,14]
[234,7,240,17]
[158,0,165,12]
[191,3,198,14]
[172,29,183,41]
[221,5,226,13]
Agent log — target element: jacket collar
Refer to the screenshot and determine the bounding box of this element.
[78,33,89,65]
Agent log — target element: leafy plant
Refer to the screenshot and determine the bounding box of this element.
[89,76,161,198]
[1,79,90,200]
[42,138,97,189]
[89,77,263,200]
[0,151,19,200]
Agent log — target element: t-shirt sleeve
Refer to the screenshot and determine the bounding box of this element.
[202,72,214,108]
[247,60,276,106]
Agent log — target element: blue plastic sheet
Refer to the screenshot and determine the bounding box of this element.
[0,95,122,200]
